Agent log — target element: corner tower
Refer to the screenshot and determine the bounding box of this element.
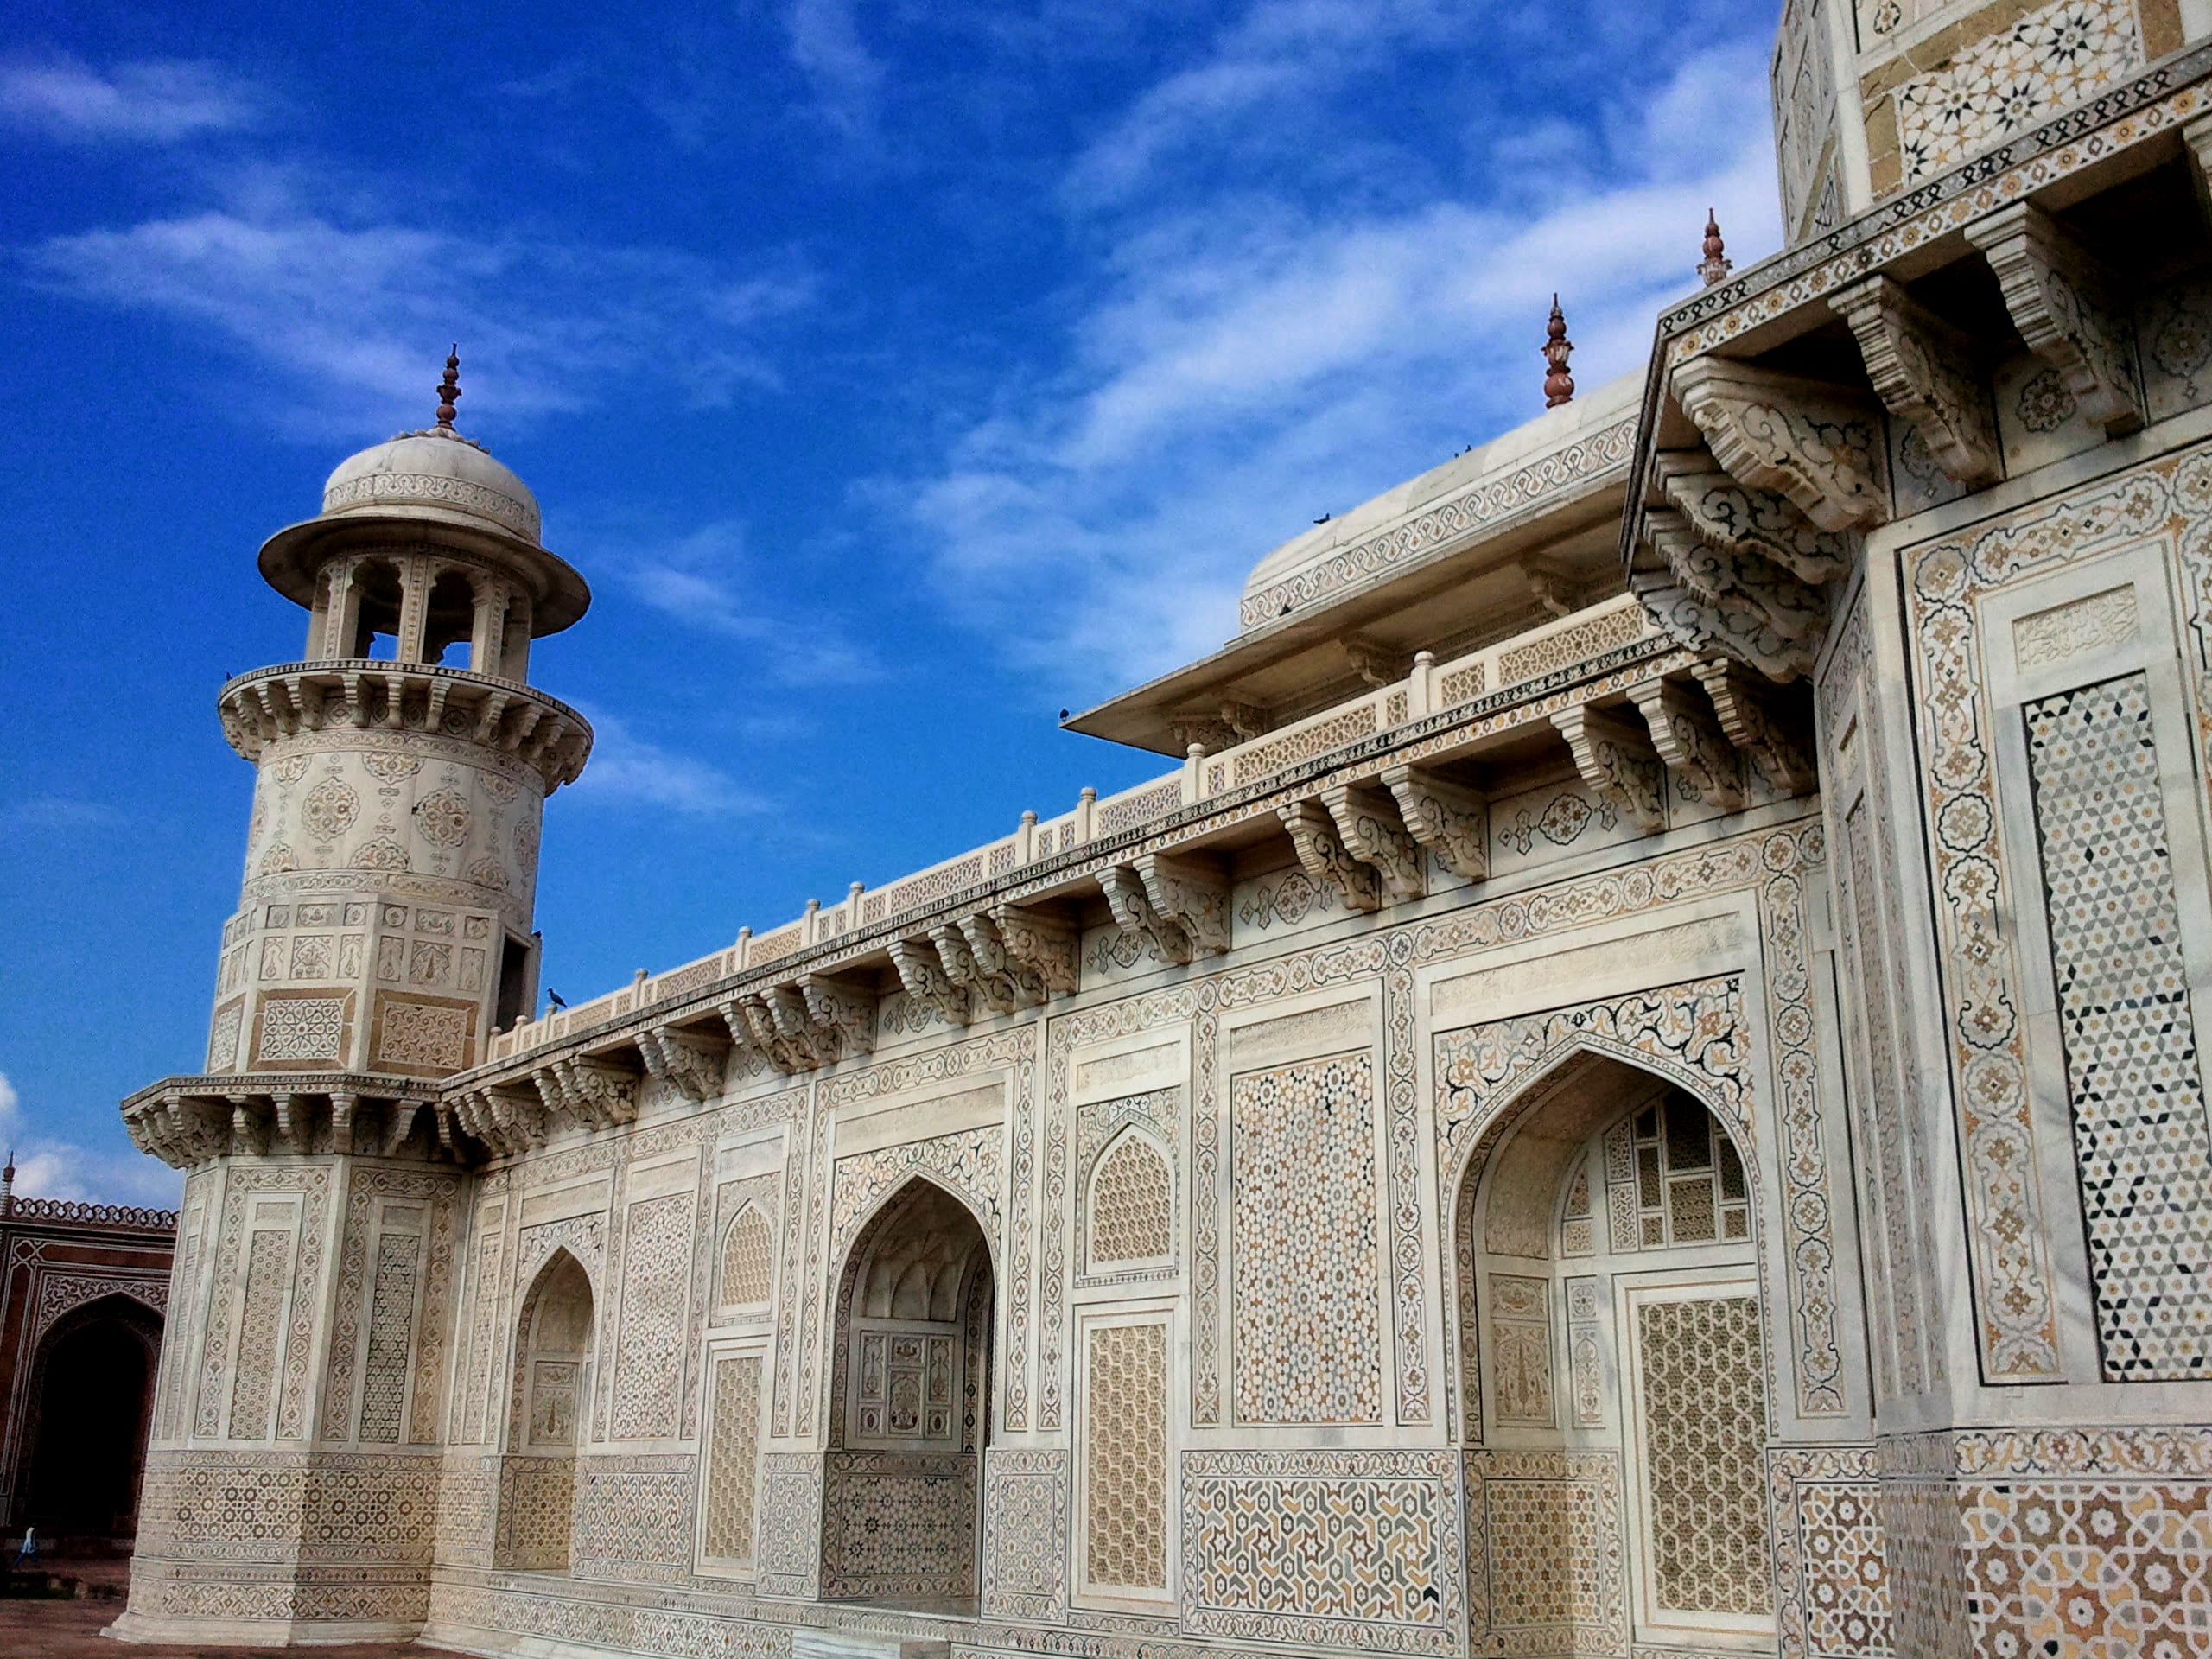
[112,359,590,1647]
[206,355,591,1085]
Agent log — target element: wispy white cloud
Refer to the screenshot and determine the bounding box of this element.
[0,55,267,144]
[579,518,876,687]
[28,198,815,435]
[0,1071,182,1207]
[1060,0,1456,208]
[566,706,766,817]
[912,29,1783,692]
[785,0,885,141]
[0,796,124,834]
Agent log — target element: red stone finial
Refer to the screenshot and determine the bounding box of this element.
[1699,208,1732,287]
[1542,296,1574,409]
[435,346,461,430]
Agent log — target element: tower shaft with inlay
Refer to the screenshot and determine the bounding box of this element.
[113,359,592,1644]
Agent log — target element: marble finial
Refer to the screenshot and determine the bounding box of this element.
[1542,296,1574,409]
[435,346,461,431]
[1700,209,1732,287]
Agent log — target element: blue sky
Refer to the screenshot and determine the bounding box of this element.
[0,0,1785,1203]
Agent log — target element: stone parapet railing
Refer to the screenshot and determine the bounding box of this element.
[2,1196,179,1230]
[486,595,1656,1065]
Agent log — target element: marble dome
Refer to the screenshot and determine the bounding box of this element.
[318,428,543,545]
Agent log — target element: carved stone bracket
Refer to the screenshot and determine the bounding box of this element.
[1832,274,2000,485]
[637,1025,730,1102]
[1098,865,1194,965]
[1516,556,1580,618]
[1279,800,1382,913]
[1135,853,1230,957]
[1637,515,1825,681]
[1690,658,1816,796]
[1342,636,1412,689]
[1966,202,2142,435]
[890,937,970,1027]
[990,903,1081,995]
[1167,715,1240,754]
[1670,358,1889,531]
[379,1100,423,1156]
[929,917,1036,1014]
[125,1092,233,1166]
[1320,785,1427,903]
[1552,703,1665,834]
[1627,677,1746,812]
[957,912,1048,1010]
[1380,765,1489,880]
[229,1096,270,1158]
[534,1056,639,1133]
[722,995,803,1075]
[803,976,878,1061]
[1218,700,1269,741]
[1653,454,1848,584]
[764,986,834,1069]
[451,1083,547,1157]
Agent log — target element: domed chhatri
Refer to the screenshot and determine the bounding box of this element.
[186,348,594,1103]
[257,349,590,636]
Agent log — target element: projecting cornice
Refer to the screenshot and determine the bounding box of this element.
[217,660,592,790]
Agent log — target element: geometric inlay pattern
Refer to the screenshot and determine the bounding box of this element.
[609,1192,696,1440]
[719,1206,774,1312]
[1634,1294,1771,1618]
[257,996,346,1064]
[1464,1447,1626,1651]
[1892,0,2140,184]
[1768,1445,1891,1659]
[229,1227,290,1440]
[1183,1449,1462,1653]
[1084,1320,1167,1591]
[702,1354,763,1564]
[357,1230,420,1443]
[2025,671,2212,1379]
[1230,1051,1382,1425]
[1088,1134,1173,1268]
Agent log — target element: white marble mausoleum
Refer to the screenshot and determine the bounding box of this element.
[111,1,2212,1653]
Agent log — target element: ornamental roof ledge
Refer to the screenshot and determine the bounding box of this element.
[465,590,1679,1098]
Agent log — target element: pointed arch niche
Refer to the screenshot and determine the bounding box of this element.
[494,1249,594,1573]
[821,1177,995,1611]
[1084,1126,1174,1273]
[1453,1046,1777,1658]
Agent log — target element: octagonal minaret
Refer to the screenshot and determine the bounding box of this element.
[204,354,592,1084]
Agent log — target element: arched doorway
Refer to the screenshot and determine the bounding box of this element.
[822,1179,995,1611]
[16,1295,162,1541]
[1457,1052,1775,1656]
[495,1249,594,1572]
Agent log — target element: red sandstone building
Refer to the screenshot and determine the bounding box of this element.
[0,1164,176,1550]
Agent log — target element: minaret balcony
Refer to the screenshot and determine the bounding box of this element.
[216,659,593,790]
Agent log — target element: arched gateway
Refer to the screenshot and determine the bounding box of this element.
[1457,1049,1776,1656]
[821,1177,995,1611]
